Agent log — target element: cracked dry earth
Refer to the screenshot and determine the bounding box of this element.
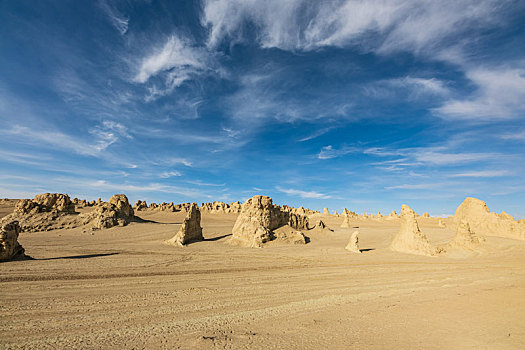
[1,209,524,349]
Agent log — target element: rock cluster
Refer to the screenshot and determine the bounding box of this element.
[230,195,309,248]
[0,221,25,261]
[87,194,135,229]
[390,205,439,256]
[454,197,524,241]
[15,193,75,215]
[200,201,242,214]
[134,200,148,211]
[3,193,79,232]
[166,203,203,246]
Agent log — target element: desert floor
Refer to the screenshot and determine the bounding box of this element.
[1,209,525,349]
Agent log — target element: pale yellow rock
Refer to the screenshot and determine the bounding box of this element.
[454,197,524,241]
[166,203,203,246]
[390,205,438,256]
[345,231,361,254]
[448,220,485,250]
[230,196,309,248]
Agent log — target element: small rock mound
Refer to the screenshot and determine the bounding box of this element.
[345,231,361,254]
[166,203,203,246]
[87,194,134,229]
[134,200,148,211]
[448,220,485,250]
[454,197,524,241]
[0,221,25,261]
[341,214,352,228]
[230,196,309,248]
[390,205,439,256]
[421,212,430,218]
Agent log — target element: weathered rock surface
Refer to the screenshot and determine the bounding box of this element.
[448,220,485,250]
[14,193,75,215]
[87,194,134,229]
[341,213,352,228]
[390,205,439,256]
[3,193,79,232]
[454,197,524,241]
[230,196,309,248]
[166,203,203,246]
[0,221,25,261]
[134,200,148,211]
[345,231,361,254]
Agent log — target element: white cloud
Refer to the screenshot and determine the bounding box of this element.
[501,130,525,141]
[298,127,335,142]
[201,0,502,58]
[160,171,182,178]
[134,34,213,96]
[436,66,525,120]
[449,170,511,177]
[276,186,331,199]
[317,145,356,159]
[99,0,129,35]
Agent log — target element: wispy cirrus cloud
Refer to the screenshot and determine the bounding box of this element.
[448,170,511,177]
[99,0,129,35]
[134,34,217,100]
[435,66,525,120]
[202,0,504,59]
[276,186,331,199]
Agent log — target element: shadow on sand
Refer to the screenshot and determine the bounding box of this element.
[360,248,375,253]
[203,234,232,242]
[35,252,120,261]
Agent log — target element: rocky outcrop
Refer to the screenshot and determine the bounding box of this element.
[448,220,485,250]
[14,193,75,215]
[323,207,329,215]
[230,196,309,248]
[86,194,134,229]
[454,197,525,241]
[3,193,79,232]
[166,203,203,246]
[345,231,361,254]
[421,212,430,218]
[438,219,446,228]
[0,221,25,261]
[390,205,439,256]
[134,200,148,211]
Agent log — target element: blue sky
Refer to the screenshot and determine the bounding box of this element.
[1,0,524,217]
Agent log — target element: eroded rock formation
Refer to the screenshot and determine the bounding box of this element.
[454,197,524,241]
[166,203,203,246]
[345,231,361,254]
[86,194,134,229]
[390,205,439,256]
[230,195,309,247]
[0,221,25,261]
[448,220,485,250]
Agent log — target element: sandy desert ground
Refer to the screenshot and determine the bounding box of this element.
[1,204,525,349]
